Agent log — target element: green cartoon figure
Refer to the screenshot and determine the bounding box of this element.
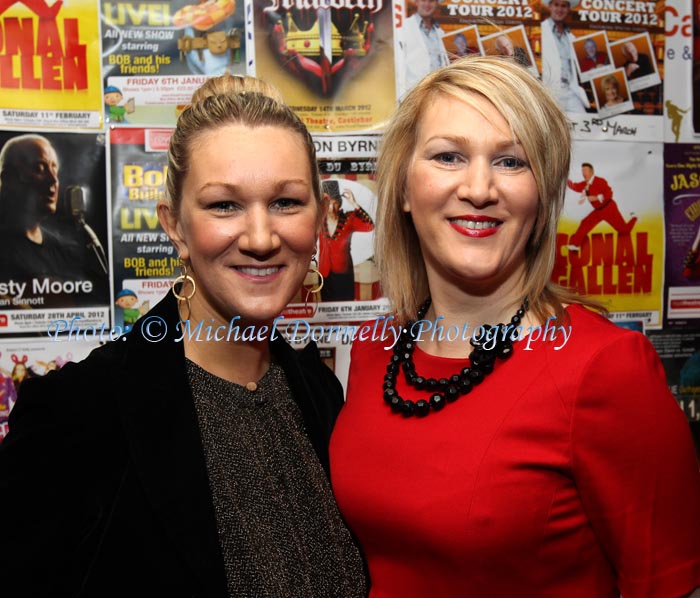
[104,86,135,123]
[115,288,147,326]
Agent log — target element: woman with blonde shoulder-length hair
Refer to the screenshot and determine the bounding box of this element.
[330,56,700,597]
[0,74,367,598]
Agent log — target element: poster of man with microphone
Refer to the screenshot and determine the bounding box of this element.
[0,131,110,335]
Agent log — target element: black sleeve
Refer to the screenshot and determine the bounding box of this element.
[0,358,123,596]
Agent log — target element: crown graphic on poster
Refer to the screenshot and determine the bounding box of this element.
[283,12,369,57]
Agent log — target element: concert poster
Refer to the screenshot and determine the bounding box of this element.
[538,0,665,142]
[396,0,539,99]
[0,130,110,335]
[278,134,390,323]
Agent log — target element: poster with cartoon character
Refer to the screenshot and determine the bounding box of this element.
[101,0,246,126]
[109,127,175,329]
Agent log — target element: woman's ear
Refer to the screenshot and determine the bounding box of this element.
[157,201,189,261]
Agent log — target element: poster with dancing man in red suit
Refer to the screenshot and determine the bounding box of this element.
[566,162,638,252]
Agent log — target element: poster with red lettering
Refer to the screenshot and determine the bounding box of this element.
[552,139,664,326]
[0,130,110,335]
[0,0,102,128]
[663,143,700,328]
[662,0,693,142]
[101,0,246,127]
[109,127,175,329]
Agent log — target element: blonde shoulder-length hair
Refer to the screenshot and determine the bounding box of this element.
[376,56,600,324]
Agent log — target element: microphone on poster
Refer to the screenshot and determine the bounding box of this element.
[67,185,109,276]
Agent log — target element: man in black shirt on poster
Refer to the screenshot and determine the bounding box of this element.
[621,41,653,80]
[0,134,107,306]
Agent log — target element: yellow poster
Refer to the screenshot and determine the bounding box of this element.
[249,0,396,133]
[0,0,102,128]
[553,140,664,327]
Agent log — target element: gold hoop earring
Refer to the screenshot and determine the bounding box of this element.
[303,250,324,295]
[172,259,196,319]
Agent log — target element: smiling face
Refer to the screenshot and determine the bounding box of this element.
[160,124,321,326]
[116,295,137,308]
[548,0,571,24]
[402,93,539,295]
[327,195,341,218]
[416,0,438,20]
[604,82,619,103]
[584,39,597,59]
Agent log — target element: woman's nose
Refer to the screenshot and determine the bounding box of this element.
[238,207,281,255]
[458,159,497,206]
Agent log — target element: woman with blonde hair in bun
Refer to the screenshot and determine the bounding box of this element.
[0,75,367,598]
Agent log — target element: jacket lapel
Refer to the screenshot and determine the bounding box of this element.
[114,294,227,596]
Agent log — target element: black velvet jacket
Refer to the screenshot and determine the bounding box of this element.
[0,294,345,597]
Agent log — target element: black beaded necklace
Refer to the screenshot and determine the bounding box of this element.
[383,297,529,418]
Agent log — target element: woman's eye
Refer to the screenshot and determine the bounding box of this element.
[209,201,238,212]
[273,197,303,210]
[496,156,527,169]
[434,152,459,165]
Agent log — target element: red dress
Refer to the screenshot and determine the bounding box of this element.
[330,305,700,598]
